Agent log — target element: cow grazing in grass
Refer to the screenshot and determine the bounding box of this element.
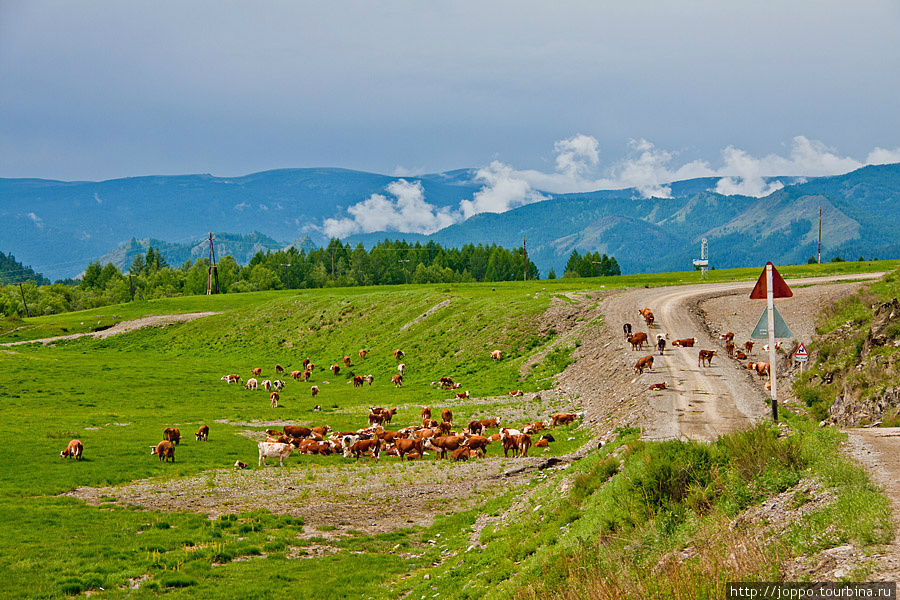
[195,425,209,441]
[311,385,319,398]
[391,374,403,388]
[393,349,405,360]
[151,440,175,462]
[633,355,654,374]
[629,332,648,351]
[358,349,368,360]
[275,364,284,374]
[468,420,483,435]
[455,391,469,399]
[509,390,524,397]
[330,364,340,376]
[270,391,279,408]
[221,374,242,383]
[698,350,717,367]
[351,375,364,387]
[163,427,181,445]
[252,367,262,377]
[397,363,406,376]
[363,374,374,386]
[291,370,303,381]
[490,349,502,361]
[441,408,453,423]
[60,439,83,460]
[350,439,381,461]
[258,441,293,467]
[421,406,431,420]
[551,413,578,427]
[261,379,272,392]
[272,380,285,391]
[672,338,696,348]
[343,355,352,368]
[245,378,258,390]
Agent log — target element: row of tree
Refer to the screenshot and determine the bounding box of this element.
[0,240,621,317]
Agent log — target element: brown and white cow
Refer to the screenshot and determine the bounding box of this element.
[426,435,463,459]
[311,385,320,397]
[440,408,453,423]
[261,379,272,392]
[550,413,578,427]
[221,373,242,383]
[397,363,406,376]
[698,349,717,367]
[251,367,262,377]
[754,362,771,379]
[421,406,431,420]
[516,434,532,457]
[391,374,403,388]
[351,375,364,387]
[343,355,352,368]
[270,391,279,408]
[330,364,340,376]
[258,441,293,467]
[629,332,649,351]
[744,341,754,354]
[467,420,483,435]
[479,417,502,429]
[363,374,374,385]
[151,440,175,462]
[393,349,405,360]
[396,438,424,460]
[455,391,470,399]
[735,350,748,360]
[672,338,696,348]
[720,332,735,343]
[60,439,83,460]
[639,308,655,327]
[358,349,368,360]
[465,435,490,455]
[508,390,524,397]
[350,438,381,461]
[291,370,303,381]
[195,425,209,441]
[244,378,258,390]
[633,355,654,374]
[648,382,667,391]
[284,425,312,438]
[725,341,735,358]
[423,418,438,429]
[490,349,502,361]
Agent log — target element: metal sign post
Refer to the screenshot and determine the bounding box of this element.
[794,342,809,374]
[766,264,777,421]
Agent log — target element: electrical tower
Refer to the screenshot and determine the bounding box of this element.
[692,238,709,279]
[206,232,219,295]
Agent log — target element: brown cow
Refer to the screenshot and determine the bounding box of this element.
[517,434,532,457]
[455,391,470,399]
[720,332,735,342]
[754,362,771,379]
[368,412,385,426]
[437,421,452,435]
[450,446,470,461]
[396,438,424,460]
[744,341,754,354]
[423,418,438,428]
[330,364,340,376]
[195,425,209,441]
[672,338,696,348]
[508,390,524,397]
[350,439,381,461]
[468,420,483,435]
[303,368,312,382]
[391,374,403,388]
[358,349,368,360]
[699,349,717,367]
[440,408,453,423]
[343,355,351,368]
[393,349,405,360]
[534,438,549,448]
[252,367,262,377]
[725,341,735,358]
[735,350,748,360]
[421,406,431,419]
[351,375,364,387]
[427,435,463,459]
[465,435,490,455]
[522,421,545,434]
[290,370,303,381]
[502,434,518,457]
[221,373,242,383]
[490,349,502,361]
[60,439,83,460]
[639,308,655,327]
[275,364,285,373]
[284,425,312,438]
[633,355,654,374]
[311,426,330,438]
[551,413,577,427]
[311,385,320,397]
[648,382,667,391]
[301,358,311,369]
[270,391,279,408]
[629,332,649,350]
[151,440,175,462]
[479,417,501,429]
[163,427,181,445]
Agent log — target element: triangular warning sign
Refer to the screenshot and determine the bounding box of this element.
[795,343,808,357]
[750,262,793,299]
[751,306,794,339]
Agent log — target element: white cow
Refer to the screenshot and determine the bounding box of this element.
[261,379,272,392]
[341,435,360,458]
[397,363,406,376]
[258,441,293,467]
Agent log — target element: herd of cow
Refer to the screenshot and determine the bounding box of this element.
[625,307,775,389]
[59,346,583,467]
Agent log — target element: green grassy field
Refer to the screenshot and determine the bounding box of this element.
[1,260,895,599]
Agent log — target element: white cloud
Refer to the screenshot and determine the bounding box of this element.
[458,161,547,219]
[322,179,458,238]
[866,146,900,165]
[94,192,102,205]
[234,201,250,211]
[26,212,44,228]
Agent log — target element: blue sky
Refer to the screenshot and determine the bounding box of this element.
[2,1,899,185]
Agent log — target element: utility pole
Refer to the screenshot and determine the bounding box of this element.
[16,282,30,317]
[522,235,527,281]
[592,260,601,277]
[127,272,135,301]
[279,263,291,289]
[399,259,410,284]
[206,233,219,295]
[817,206,822,264]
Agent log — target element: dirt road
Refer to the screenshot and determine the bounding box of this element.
[594,272,883,442]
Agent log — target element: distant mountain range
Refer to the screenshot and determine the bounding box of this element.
[2,164,898,280]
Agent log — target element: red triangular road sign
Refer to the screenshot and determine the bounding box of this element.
[795,343,808,357]
[749,262,793,299]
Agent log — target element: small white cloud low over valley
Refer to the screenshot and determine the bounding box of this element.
[322,136,900,238]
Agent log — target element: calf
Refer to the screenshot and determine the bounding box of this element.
[455,391,470,399]
[195,425,209,441]
[350,439,381,461]
[633,355,654,374]
[623,322,632,339]
[421,406,431,420]
[762,343,781,352]
[629,332,649,350]
[502,434,518,457]
[698,349,717,367]
[258,441,293,467]
[311,385,319,397]
[391,374,403,388]
[311,425,330,438]
[648,382,667,391]
[490,349,503,361]
[393,349,405,360]
[151,440,175,462]
[441,408,453,423]
[735,350,747,360]
[343,355,351,368]
[522,421,545,434]
[672,338,696,348]
[437,421,452,436]
[252,367,262,377]
[244,378,258,390]
[301,358,311,369]
[60,439,83,460]
[534,438,549,448]
[640,308,655,327]
[551,413,578,427]
[163,427,181,445]
[270,391,279,408]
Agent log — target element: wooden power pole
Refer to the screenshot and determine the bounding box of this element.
[17,282,30,317]
[206,233,219,295]
[523,235,527,281]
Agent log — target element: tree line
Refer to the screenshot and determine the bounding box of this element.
[0,239,622,317]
